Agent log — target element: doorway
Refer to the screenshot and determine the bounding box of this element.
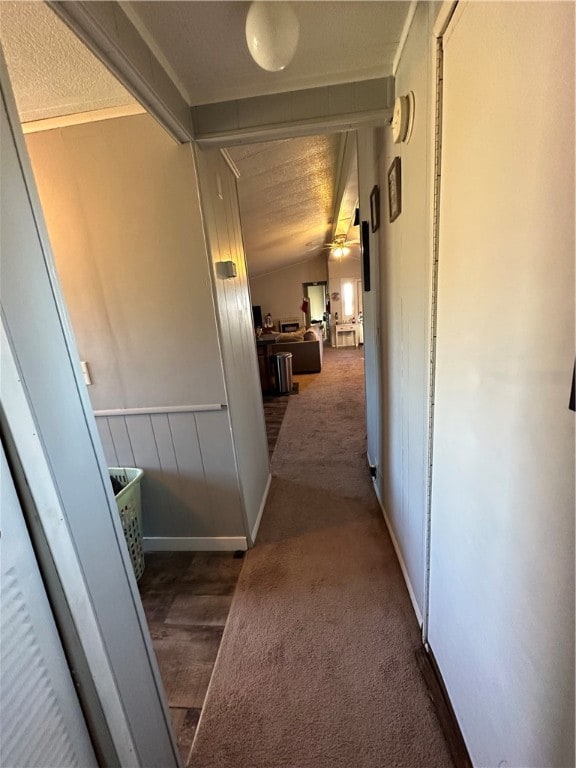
[303,280,328,337]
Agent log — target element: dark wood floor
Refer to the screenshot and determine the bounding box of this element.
[262,393,290,456]
[261,372,308,456]
[139,551,243,764]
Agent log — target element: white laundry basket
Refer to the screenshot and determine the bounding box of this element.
[109,467,145,581]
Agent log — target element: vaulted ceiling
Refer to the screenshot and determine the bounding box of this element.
[0,1,408,276]
[228,135,341,276]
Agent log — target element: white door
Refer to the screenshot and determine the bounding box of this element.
[428,3,574,766]
[0,441,98,768]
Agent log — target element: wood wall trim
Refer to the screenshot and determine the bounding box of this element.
[416,645,472,768]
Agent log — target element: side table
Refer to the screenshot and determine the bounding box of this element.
[333,323,358,348]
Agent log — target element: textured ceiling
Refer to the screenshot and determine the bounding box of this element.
[228,135,341,277]
[127,1,409,105]
[0,1,136,122]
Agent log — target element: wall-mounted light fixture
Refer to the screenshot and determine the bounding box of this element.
[216,260,237,279]
[245,2,299,72]
[392,91,415,144]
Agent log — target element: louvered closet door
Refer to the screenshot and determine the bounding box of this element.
[0,443,98,768]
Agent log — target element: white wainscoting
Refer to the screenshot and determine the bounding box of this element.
[95,405,247,544]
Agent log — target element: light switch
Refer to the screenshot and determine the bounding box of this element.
[80,361,92,386]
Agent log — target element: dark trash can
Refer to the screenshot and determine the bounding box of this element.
[273,351,293,395]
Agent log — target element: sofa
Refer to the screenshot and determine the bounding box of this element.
[269,325,323,373]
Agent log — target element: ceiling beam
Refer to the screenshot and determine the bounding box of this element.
[191,78,394,148]
[329,132,357,243]
[46,2,394,151]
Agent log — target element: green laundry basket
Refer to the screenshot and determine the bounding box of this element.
[109,467,145,581]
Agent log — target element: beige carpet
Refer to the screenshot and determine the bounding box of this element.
[189,347,453,768]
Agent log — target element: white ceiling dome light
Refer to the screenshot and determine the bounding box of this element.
[245,2,300,72]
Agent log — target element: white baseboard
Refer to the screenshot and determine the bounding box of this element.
[143,536,247,552]
[250,473,272,545]
[372,480,423,626]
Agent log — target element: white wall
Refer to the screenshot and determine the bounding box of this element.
[25,114,249,545]
[327,249,362,322]
[25,115,225,410]
[373,2,437,618]
[195,147,270,542]
[429,3,574,766]
[249,254,327,328]
[327,250,361,281]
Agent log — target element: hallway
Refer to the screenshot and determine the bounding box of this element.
[188,346,452,767]
[1,3,571,764]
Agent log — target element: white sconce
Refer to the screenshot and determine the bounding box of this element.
[245,2,299,72]
[216,260,237,279]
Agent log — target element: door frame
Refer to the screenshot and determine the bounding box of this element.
[421,0,459,642]
[0,51,180,768]
[302,280,328,330]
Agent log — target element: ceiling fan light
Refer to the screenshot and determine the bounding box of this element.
[245,2,299,72]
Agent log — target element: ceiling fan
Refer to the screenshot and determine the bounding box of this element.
[322,234,360,260]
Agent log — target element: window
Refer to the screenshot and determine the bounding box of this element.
[342,281,354,317]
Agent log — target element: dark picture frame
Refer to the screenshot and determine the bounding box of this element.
[387,157,402,222]
[370,185,380,233]
[361,220,371,292]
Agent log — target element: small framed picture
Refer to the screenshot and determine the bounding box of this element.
[387,157,402,222]
[370,185,380,233]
